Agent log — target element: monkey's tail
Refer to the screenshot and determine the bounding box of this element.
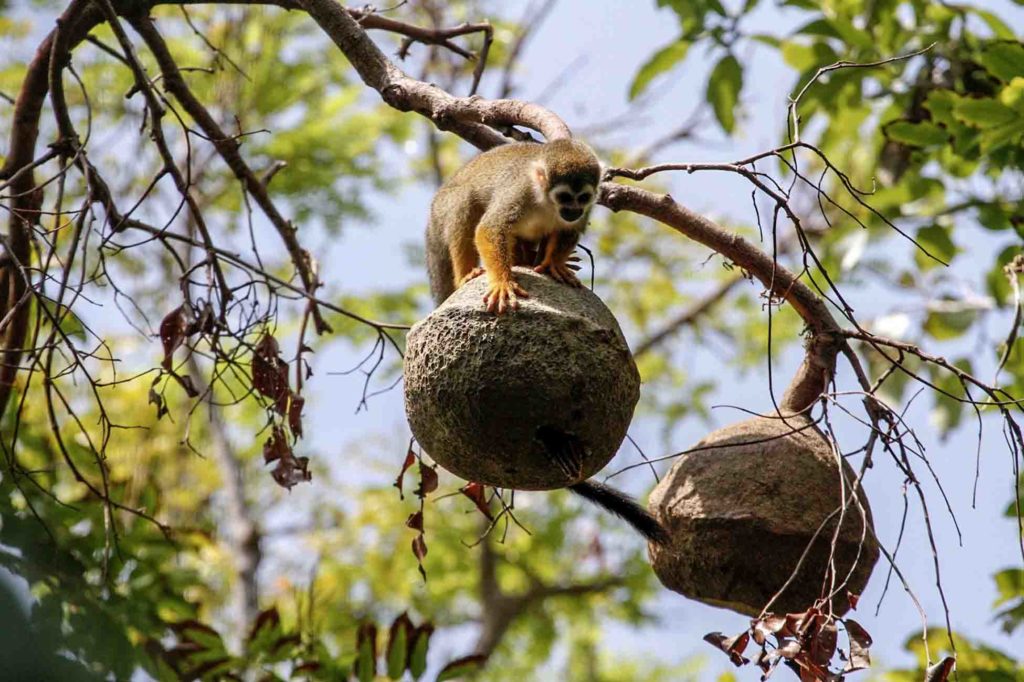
[425,220,454,305]
[568,480,670,545]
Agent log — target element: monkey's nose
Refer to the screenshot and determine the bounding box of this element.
[560,208,583,222]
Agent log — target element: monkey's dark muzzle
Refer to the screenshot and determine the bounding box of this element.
[559,208,583,222]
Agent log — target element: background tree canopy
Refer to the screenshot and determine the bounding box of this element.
[0,0,1021,680]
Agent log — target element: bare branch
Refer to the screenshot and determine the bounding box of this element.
[300,0,570,144]
[131,15,332,334]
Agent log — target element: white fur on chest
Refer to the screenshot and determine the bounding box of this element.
[513,202,559,242]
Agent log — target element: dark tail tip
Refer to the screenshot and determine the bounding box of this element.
[568,480,670,545]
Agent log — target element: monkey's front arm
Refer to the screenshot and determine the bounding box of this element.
[474,221,530,314]
[534,229,582,288]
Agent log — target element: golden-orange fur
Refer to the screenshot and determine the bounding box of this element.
[425,140,600,313]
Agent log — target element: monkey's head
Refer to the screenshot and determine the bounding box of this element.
[534,139,601,227]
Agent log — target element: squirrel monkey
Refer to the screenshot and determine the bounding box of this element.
[423,139,670,545]
[426,139,600,312]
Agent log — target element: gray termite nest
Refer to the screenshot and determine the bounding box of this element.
[404,267,640,490]
[648,415,879,616]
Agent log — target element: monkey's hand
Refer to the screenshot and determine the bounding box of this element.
[482,277,529,314]
[457,267,485,288]
[534,259,582,288]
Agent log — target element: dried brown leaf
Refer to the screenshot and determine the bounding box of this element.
[415,462,438,498]
[148,384,167,420]
[411,534,428,580]
[843,619,872,672]
[288,394,305,438]
[459,482,493,520]
[159,306,188,371]
[174,373,199,398]
[771,639,802,660]
[263,426,290,464]
[808,622,837,667]
[924,657,955,682]
[252,333,289,413]
[271,455,311,489]
[703,631,750,666]
[752,613,790,646]
[406,511,424,532]
[394,448,416,500]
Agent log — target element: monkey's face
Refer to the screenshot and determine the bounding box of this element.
[548,182,596,226]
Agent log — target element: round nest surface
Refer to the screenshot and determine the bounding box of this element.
[404,267,640,490]
[648,415,879,616]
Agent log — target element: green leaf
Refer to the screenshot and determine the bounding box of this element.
[994,568,1024,606]
[924,310,975,341]
[1000,77,1024,113]
[628,39,690,100]
[355,622,377,682]
[436,654,487,681]
[780,41,837,72]
[41,300,87,342]
[657,0,714,32]
[979,42,1024,82]
[782,0,819,9]
[914,224,957,270]
[977,203,1015,231]
[749,33,781,48]
[924,90,958,126]
[971,9,1017,39]
[792,18,840,39]
[246,608,283,656]
[826,17,873,49]
[706,54,743,133]
[979,119,1024,152]
[408,624,433,680]
[885,121,949,147]
[954,97,1018,128]
[385,613,412,679]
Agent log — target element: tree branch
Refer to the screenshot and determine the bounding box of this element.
[131,14,332,334]
[472,529,623,660]
[633,275,742,358]
[0,0,102,421]
[600,183,842,413]
[299,0,570,145]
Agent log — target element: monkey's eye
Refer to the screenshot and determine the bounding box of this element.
[577,192,592,204]
[556,192,573,204]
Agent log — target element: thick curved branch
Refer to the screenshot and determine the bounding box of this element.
[299,0,570,145]
[599,184,842,412]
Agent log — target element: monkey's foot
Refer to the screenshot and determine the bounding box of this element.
[534,260,582,287]
[483,279,529,315]
[457,267,485,288]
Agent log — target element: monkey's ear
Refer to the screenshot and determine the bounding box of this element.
[532,160,548,188]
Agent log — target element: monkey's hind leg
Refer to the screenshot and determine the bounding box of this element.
[457,267,485,288]
[475,224,528,314]
[534,231,582,287]
[450,232,485,290]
